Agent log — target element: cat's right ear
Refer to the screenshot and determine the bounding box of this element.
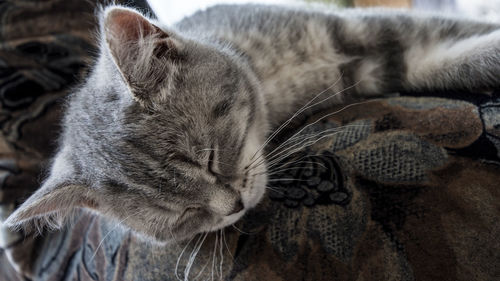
[3,152,98,232]
[101,6,182,106]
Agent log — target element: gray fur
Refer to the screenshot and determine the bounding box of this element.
[5,4,500,243]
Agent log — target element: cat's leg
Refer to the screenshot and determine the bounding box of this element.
[404,24,500,91]
[329,13,500,94]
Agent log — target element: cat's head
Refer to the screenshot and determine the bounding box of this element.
[5,6,269,243]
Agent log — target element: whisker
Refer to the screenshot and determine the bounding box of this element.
[196,148,231,153]
[252,122,366,173]
[231,224,253,235]
[261,128,349,169]
[90,209,142,262]
[182,233,204,281]
[247,74,345,165]
[169,226,180,247]
[264,123,367,166]
[257,127,344,168]
[266,155,334,178]
[176,235,196,280]
[221,229,237,264]
[264,132,348,170]
[271,100,375,156]
[263,151,333,175]
[259,166,304,176]
[219,230,224,278]
[192,240,212,280]
[211,232,218,281]
[267,178,310,182]
[211,159,235,168]
[266,186,285,195]
[247,77,363,170]
[267,161,327,174]
[249,128,323,173]
[248,99,375,172]
[192,261,209,281]
[184,232,208,281]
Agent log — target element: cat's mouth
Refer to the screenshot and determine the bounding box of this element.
[207,172,267,232]
[212,208,247,230]
[242,168,267,209]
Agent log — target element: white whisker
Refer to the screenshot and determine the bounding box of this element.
[176,235,196,280]
[219,230,224,278]
[231,224,252,235]
[90,209,142,262]
[247,74,345,166]
[263,123,367,167]
[266,186,285,195]
[263,151,337,177]
[267,161,327,173]
[267,178,310,182]
[261,166,304,176]
[211,232,217,281]
[248,99,375,172]
[259,128,343,168]
[221,229,237,264]
[184,232,208,281]
[264,131,352,171]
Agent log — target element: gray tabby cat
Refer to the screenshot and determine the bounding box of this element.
[5,4,500,243]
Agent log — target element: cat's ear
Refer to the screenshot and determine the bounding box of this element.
[4,154,98,231]
[4,183,97,231]
[102,6,181,106]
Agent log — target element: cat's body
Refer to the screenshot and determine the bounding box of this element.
[5,4,500,243]
[177,5,500,124]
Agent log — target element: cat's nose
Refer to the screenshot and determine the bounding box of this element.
[229,200,244,215]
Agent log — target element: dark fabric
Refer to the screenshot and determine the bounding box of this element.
[1,1,500,281]
[7,94,499,281]
[0,0,152,280]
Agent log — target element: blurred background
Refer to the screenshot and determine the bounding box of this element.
[148,0,500,25]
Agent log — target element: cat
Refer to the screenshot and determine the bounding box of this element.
[4,4,500,243]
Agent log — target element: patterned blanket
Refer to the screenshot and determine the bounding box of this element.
[1,1,499,280]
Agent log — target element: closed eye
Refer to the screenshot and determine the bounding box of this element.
[207,149,237,183]
[170,153,202,168]
[207,149,218,176]
[178,205,202,220]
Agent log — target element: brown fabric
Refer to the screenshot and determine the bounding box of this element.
[0,0,151,280]
[5,95,500,281]
[1,1,500,280]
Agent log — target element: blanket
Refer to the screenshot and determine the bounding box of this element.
[1,1,499,280]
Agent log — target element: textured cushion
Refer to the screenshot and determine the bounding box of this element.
[6,93,500,281]
[1,1,500,280]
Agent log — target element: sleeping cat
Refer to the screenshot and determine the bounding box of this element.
[5,4,500,243]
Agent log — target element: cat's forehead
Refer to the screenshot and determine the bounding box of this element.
[178,49,243,95]
[151,57,253,123]
[108,41,255,156]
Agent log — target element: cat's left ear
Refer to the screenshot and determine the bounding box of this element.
[4,183,98,230]
[3,152,100,231]
[102,6,182,106]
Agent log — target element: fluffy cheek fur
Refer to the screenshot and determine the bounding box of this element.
[108,204,217,244]
[80,119,269,244]
[239,124,268,210]
[105,128,269,244]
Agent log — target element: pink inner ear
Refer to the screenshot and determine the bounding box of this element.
[105,8,159,42]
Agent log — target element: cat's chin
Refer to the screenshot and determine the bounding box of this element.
[210,210,246,231]
[242,172,267,209]
[208,172,268,232]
